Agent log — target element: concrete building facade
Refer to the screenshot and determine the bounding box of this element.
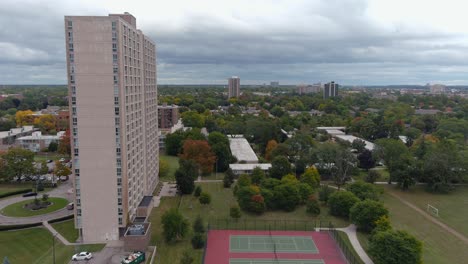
[158,103,179,130]
[65,12,159,243]
[228,76,240,98]
[324,81,339,98]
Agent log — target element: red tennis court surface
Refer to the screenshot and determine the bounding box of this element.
[204,230,347,264]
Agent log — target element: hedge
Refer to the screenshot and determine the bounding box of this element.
[0,188,32,199]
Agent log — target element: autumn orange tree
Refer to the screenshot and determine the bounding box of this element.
[34,114,57,133]
[15,110,35,126]
[179,140,216,174]
[58,129,71,155]
[264,139,278,160]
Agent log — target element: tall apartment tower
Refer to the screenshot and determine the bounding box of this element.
[64,12,159,243]
[228,76,240,98]
[324,81,339,98]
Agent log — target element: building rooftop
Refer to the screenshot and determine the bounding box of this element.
[229,163,272,171]
[17,131,65,141]
[228,136,259,163]
[0,126,36,139]
[334,135,375,151]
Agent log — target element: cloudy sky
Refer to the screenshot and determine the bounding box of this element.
[1,0,468,85]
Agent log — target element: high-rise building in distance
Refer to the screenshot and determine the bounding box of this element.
[228,76,240,98]
[65,12,159,243]
[297,83,322,94]
[158,103,179,130]
[324,81,339,98]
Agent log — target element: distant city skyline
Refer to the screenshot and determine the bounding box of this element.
[1,0,468,85]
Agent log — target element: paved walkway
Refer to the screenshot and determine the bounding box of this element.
[319,224,374,264]
[43,220,80,245]
[0,181,74,225]
[387,191,468,244]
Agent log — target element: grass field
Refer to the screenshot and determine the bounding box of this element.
[0,183,32,196]
[353,168,389,182]
[149,182,350,264]
[337,231,365,264]
[51,220,78,243]
[384,185,468,237]
[0,227,104,264]
[160,154,180,181]
[1,197,68,217]
[382,191,468,264]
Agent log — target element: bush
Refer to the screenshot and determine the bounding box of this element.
[366,170,380,183]
[249,194,266,214]
[191,233,206,249]
[369,230,423,264]
[350,200,389,232]
[0,188,32,199]
[161,208,189,242]
[347,181,380,201]
[194,186,202,197]
[237,186,258,211]
[273,183,301,212]
[260,188,275,209]
[372,215,392,235]
[251,167,266,185]
[306,196,321,216]
[223,168,235,188]
[300,166,321,189]
[193,215,205,233]
[180,251,194,264]
[199,192,211,205]
[318,185,335,203]
[328,191,360,218]
[297,183,313,204]
[230,205,241,220]
[237,174,251,187]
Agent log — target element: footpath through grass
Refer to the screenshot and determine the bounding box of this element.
[51,219,79,243]
[382,191,468,264]
[0,227,104,264]
[149,182,350,264]
[1,197,69,217]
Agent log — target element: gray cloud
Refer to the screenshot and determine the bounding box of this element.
[1,0,468,85]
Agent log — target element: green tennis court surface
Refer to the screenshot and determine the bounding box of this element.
[230,259,325,264]
[230,235,318,253]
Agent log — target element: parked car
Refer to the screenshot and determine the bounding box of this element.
[59,158,65,162]
[72,252,92,261]
[39,175,46,181]
[47,160,53,163]
[22,192,37,197]
[60,176,68,181]
[67,203,74,210]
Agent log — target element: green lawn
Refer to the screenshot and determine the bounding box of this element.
[1,197,69,217]
[353,168,389,182]
[0,183,32,196]
[337,231,365,264]
[160,154,180,181]
[0,227,104,264]
[51,220,78,243]
[384,185,468,237]
[149,182,350,264]
[382,192,468,264]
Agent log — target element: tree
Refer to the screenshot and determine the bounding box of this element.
[180,140,216,174]
[273,183,301,211]
[350,200,389,232]
[265,140,278,161]
[191,233,205,249]
[159,159,170,178]
[230,205,241,220]
[193,215,205,233]
[181,111,205,128]
[357,149,375,171]
[15,110,34,126]
[165,130,186,156]
[2,147,35,181]
[331,149,357,189]
[194,186,202,197]
[251,167,265,185]
[199,192,211,205]
[54,161,71,180]
[161,208,190,242]
[58,129,71,155]
[300,166,320,189]
[180,251,194,264]
[375,139,411,183]
[223,168,235,188]
[236,186,258,211]
[237,174,251,187]
[33,114,57,134]
[37,160,49,175]
[270,156,292,179]
[318,185,335,203]
[297,183,313,204]
[347,181,380,201]
[366,170,380,183]
[373,215,392,234]
[306,196,321,216]
[208,132,233,172]
[369,230,423,264]
[328,191,360,218]
[352,139,366,153]
[48,141,58,152]
[249,194,266,214]
[175,159,198,194]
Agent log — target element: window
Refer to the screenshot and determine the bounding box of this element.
[70,75,75,84]
[69,53,74,63]
[113,54,118,63]
[112,21,116,30]
[112,32,117,41]
[74,148,79,157]
[67,20,73,29]
[113,75,118,84]
[69,43,73,51]
[113,66,118,74]
[112,43,117,52]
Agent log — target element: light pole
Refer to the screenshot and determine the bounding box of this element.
[52,232,57,264]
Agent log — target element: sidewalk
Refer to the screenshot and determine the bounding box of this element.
[42,220,80,246]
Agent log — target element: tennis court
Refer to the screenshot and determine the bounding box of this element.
[230,259,324,264]
[230,235,318,253]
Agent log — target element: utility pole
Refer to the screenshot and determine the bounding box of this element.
[52,232,57,264]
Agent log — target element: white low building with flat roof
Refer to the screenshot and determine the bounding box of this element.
[229,136,259,163]
[0,126,37,150]
[16,131,65,152]
[229,163,272,175]
[334,134,375,151]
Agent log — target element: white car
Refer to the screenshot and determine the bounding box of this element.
[71,252,92,261]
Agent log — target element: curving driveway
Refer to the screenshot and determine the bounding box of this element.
[0,179,74,225]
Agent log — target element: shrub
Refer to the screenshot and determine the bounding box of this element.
[369,230,423,264]
[328,191,360,218]
[347,181,380,201]
[366,170,380,183]
[318,185,335,203]
[199,192,211,205]
[161,208,189,242]
[251,167,266,185]
[260,188,275,210]
[223,168,235,188]
[273,183,301,212]
[297,183,313,204]
[237,186,257,210]
[230,205,241,220]
[300,166,321,189]
[191,233,206,249]
[180,250,194,264]
[249,194,266,214]
[237,174,251,187]
[36,181,44,192]
[193,215,205,233]
[350,200,389,232]
[0,188,32,199]
[306,196,321,216]
[194,186,202,197]
[372,215,392,235]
